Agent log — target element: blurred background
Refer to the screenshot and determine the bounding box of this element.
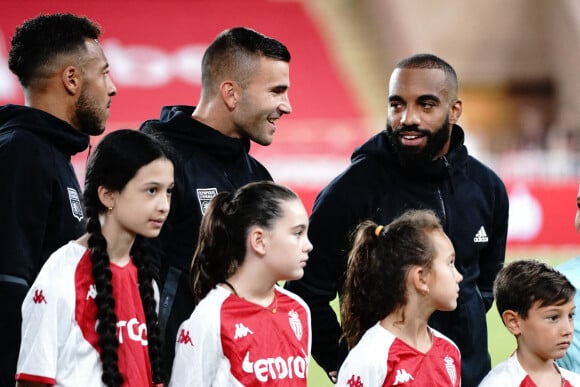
[2,0,579,384]
[2,0,579,250]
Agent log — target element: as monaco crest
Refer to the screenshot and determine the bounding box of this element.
[444,355,457,385]
[288,310,303,341]
[67,187,83,221]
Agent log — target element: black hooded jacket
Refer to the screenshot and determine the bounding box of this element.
[0,104,89,386]
[139,105,272,371]
[285,125,509,387]
[0,104,88,283]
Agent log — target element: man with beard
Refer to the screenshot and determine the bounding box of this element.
[285,53,509,387]
[139,27,292,376]
[0,13,116,386]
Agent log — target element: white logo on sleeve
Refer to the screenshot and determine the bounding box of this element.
[234,323,253,339]
[473,226,489,243]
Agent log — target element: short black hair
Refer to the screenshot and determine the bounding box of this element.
[494,259,576,319]
[394,53,458,97]
[201,26,290,92]
[8,13,101,87]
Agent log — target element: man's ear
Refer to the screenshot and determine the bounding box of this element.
[220,80,239,111]
[449,99,462,125]
[248,226,266,256]
[97,185,115,211]
[62,65,81,96]
[501,310,522,336]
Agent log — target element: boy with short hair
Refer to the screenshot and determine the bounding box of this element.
[479,259,580,386]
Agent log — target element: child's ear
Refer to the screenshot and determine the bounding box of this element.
[248,226,266,256]
[501,310,522,335]
[411,266,430,296]
[97,186,115,210]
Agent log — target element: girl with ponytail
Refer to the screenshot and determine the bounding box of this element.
[337,209,463,387]
[170,181,313,386]
[16,130,173,387]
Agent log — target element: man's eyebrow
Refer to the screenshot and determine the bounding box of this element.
[417,94,441,103]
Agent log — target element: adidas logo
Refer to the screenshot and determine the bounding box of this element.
[473,226,488,243]
[393,368,414,384]
[234,323,253,339]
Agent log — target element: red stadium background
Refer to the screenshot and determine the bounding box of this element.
[1,0,578,250]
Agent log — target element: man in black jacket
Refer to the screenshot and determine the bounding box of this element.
[140,27,292,375]
[0,13,116,386]
[285,53,509,387]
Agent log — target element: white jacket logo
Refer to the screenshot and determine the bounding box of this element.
[196,188,218,215]
[242,351,308,382]
[67,188,84,221]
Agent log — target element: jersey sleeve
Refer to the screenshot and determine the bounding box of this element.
[169,295,224,386]
[15,260,73,384]
[336,351,385,387]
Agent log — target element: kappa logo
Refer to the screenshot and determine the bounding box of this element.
[242,351,308,382]
[444,355,457,385]
[177,329,194,346]
[393,368,414,385]
[67,188,84,221]
[288,310,303,340]
[346,374,364,387]
[86,284,97,300]
[196,188,218,215]
[473,226,488,243]
[234,323,253,339]
[33,289,47,304]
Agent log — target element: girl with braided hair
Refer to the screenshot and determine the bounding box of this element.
[337,209,463,387]
[170,181,313,386]
[16,129,173,387]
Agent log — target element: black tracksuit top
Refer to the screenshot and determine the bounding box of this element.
[285,125,509,387]
[0,104,88,283]
[140,105,273,372]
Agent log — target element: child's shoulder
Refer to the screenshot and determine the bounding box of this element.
[479,354,524,387]
[559,366,580,386]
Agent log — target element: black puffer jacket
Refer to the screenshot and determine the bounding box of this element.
[285,125,509,387]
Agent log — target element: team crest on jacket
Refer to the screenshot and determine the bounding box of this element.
[67,187,83,221]
[288,310,302,340]
[444,355,457,385]
[196,188,218,215]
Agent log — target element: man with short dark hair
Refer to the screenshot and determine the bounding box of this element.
[140,26,292,375]
[285,53,509,387]
[0,13,116,386]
